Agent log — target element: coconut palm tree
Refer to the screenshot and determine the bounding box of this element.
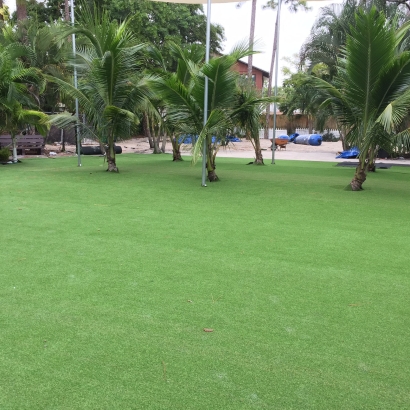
[155,43,255,181]
[232,85,274,164]
[313,7,410,190]
[49,5,152,172]
[0,44,48,162]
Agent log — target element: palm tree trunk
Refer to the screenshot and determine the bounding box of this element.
[143,112,154,149]
[60,129,66,152]
[207,141,219,181]
[161,131,167,153]
[106,134,118,172]
[64,0,70,21]
[16,0,27,21]
[264,11,280,139]
[171,136,183,161]
[253,137,264,165]
[247,0,257,84]
[350,160,366,190]
[11,134,18,163]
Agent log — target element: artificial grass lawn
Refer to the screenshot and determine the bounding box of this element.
[1,154,409,409]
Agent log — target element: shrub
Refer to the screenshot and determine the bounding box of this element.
[0,147,10,162]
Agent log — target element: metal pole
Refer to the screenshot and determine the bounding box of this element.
[201,0,211,187]
[70,0,81,167]
[271,0,282,165]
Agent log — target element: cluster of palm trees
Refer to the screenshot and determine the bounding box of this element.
[3,0,410,189]
[1,2,274,180]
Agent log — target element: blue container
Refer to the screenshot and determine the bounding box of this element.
[294,134,322,146]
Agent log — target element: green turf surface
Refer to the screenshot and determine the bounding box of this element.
[1,154,409,409]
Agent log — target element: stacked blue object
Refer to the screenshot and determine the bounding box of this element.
[336,147,360,159]
[277,135,290,141]
[294,134,322,146]
[289,133,299,142]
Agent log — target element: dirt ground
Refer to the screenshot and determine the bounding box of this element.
[30,137,408,164]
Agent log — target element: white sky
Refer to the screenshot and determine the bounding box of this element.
[208,0,341,84]
[5,0,341,84]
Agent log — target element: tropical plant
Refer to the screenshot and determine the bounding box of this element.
[0,43,49,162]
[49,5,152,172]
[155,43,255,181]
[232,85,274,165]
[263,0,310,138]
[313,7,410,190]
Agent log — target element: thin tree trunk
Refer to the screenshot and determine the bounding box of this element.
[60,129,66,152]
[64,0,70,21]
[11,134,18,163]
[143,112,154,149]
[308,116,313,134]
[106,134,118,172]
[152,124,161,154]
[161,131,167,153]
[207,141,219,181]
[264,11,280,139]
[253,137,264,165]
[247,0,257,84]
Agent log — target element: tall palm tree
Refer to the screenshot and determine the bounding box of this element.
[300,0,358,81]
[263,0,309,139]
[49,5,151,172]
[313,7,410,190]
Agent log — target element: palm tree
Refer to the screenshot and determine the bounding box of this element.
[0,44,49,162]
[300,0,358,81]
[49,6,151,172]
[155,43,255,181]
[313,7,410,190]
[263,0,309,139]
[232,85,274,164]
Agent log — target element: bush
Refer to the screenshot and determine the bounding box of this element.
[0,147,10,162]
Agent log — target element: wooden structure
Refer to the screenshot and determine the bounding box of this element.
[0,135,45,155]
[232,60,269,90]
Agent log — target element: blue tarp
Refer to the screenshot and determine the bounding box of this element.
[336,147,360,159]
[294,134,322,146]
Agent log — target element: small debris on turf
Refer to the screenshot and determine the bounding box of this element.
[203,328,214,332]
[187,300,193,303]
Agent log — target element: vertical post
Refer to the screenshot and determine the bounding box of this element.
[70,0,81,167]
[271,0,282,165]
[201,0,211,187]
